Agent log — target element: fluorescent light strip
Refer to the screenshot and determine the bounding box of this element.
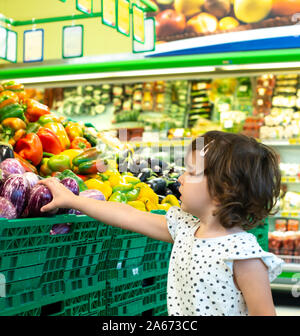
[220,62,300,71]
[13,66,217,84]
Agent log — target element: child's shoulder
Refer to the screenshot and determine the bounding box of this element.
[166,206,200,225]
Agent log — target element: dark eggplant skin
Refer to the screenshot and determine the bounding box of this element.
[0,196,17,219]
[0,145,14,163]
[1,174,30,217]
[50,223,71,235]
[68,189,106,215]
[60,178,79,195]
[167,180,181,199]
[146,178,167,196]
[22,184,58,218]
[137,168,153,182]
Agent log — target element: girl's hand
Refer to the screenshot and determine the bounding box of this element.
[37,177,78,213]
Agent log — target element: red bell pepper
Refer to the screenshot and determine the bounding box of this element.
[37,127,62,155]
[70,137,92,150]
[24,98,50,122]
[15,133,43,166]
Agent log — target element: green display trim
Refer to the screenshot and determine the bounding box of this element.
[76,0,93,15]
[132,4,145,44]
[132,17,155,54]
[278,272,300,279]
[101,0,117,29]
[1,48,300,80]
[116,0,130,37]
[0,13,102,27]
[62,25,84,59]
[140,0,158,12]
[5,29,18,63]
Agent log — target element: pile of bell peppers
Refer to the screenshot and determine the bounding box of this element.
[0,80,182,212]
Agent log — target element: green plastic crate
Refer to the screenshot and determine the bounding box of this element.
[143,260,170,274]
[0,214,109,253]
[248,219,269,252]
[152,304,168,316]
[106,298,144,316]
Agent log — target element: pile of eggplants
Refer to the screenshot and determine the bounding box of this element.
[0,158,106,220]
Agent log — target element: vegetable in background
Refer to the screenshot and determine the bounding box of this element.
[23,172,40,188]
[108,191,127,203]
[22,184,57,218]
[50,223,71,235]
[15,133,43,166]
[60,177,80,195]
[0,158,25,179]
[43,121,70,151]
[37,127,62,155]
[0,197,17,219]
[161,194,180,207]
[0,103,25,123]
[24,98,50,122]
[127,200,146,211]
[71,137,91,150]
[70,189,106,215]
[146,178,167,195]
[47,154,71,173]
[72,147,101,166]
[0,90,19,109]
[1,80,24,92]
[0,144,14,163]
[85,178,112,200]
[57,169,88,192]
[65,122,83,141]
[76,159,107,175]
[1,174,30,217]
[13,152,38,174]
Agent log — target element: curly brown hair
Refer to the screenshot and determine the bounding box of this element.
[187,131,281,230]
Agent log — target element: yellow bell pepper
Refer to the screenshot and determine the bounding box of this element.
[85,178,112,200]
[161,195,180,207]
[123,175,140,185]
[109,174,126,188]
[128,201,146,211]
[139,197,158,212]
[60,149,83,166]
[157,203,172,211]
[136,186,159,205]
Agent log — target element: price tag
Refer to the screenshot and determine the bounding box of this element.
[133,17,155,53]
[62,25,83,59]
[76,0,93,14]
[291,212,299,218]
[281,212,289,217]
[289,139,297,145]
[117,262,122,269]
[0,26,7,60]
[6,29,17,63]
[23,29,44,63]
[132,4,145,44]
[281,177,287,183]
[102,0,116,28]
[117,0,130,36]
[288,177,297,183]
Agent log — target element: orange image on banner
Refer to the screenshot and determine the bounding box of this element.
[103,0,116,27]
[118,0,130,35]
[133,5,145,43]
[77,0,92,14]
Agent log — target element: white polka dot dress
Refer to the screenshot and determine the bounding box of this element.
[166,206,284,316]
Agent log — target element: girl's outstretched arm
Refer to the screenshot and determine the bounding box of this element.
[38,177,173,243]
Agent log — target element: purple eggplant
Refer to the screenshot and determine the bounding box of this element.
[57,178,79,214]
[50,223,71,235]
[0,197,17,219]
[0,159,25,179]
[60,178,79,195]
[23,172,40,188]
[1,174,30,217]
[68,189,106,215]
[22,184,57,218]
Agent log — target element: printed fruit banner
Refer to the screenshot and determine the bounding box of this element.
[151,0,300,48]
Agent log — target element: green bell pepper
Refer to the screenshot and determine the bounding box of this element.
[0,104,25,122]
[26,122,41,134]
[47,154,71,172]
[38,115,57,125]
[125,187,140,202]
[112,183,134,193]
[108,191,128,203]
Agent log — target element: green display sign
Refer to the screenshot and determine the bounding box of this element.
[76,0,93,14]
[132,4,145,44]
[116,0,130,36]
[102,0,116,28]
[62,25,84,59]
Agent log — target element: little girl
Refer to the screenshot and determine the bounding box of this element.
[39,131,284,316]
